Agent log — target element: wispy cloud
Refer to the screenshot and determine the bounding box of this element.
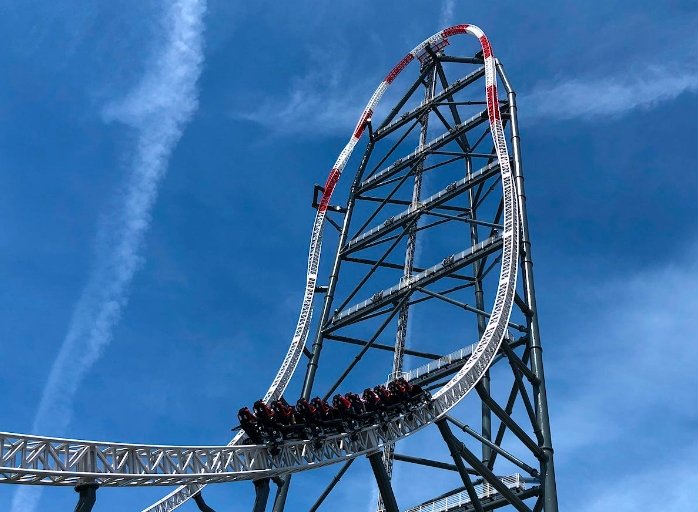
[520,66,698,121]
[233,1,458,139]
[10,1,206,510]
[547,243,698,508]
[242,61,698,134]
[438,0,455,29]
[578,451,698,512]
[232,50,434,139]
[232,52,374,137]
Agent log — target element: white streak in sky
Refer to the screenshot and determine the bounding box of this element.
[236,0,458,138]
[11,1,206,511]
[233,60,374,137]
[520,66,698,121]
[438,0,455,29]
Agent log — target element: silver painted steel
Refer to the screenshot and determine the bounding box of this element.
[406,474,526,512]
[0,24,558,512]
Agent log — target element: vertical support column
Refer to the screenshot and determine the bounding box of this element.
[302,139,376,401]
[271,476,290,512]
[435,51,491,466]
[368,452,400,512]
[391,59,436,378]
[74,483,99,512]
[252,478,271,512]
[435,51,491,464]
[496,60,559,512]
[467,151,491,466]
[379,60,438,504]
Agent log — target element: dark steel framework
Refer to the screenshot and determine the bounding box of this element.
[0,31,559,512]
[249,41,560,512]
[173,39,557,512]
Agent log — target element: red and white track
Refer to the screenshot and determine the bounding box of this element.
[144,23,520,512]
[0,25,521,512]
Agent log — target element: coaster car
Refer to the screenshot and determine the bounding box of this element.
[237,377,433,449]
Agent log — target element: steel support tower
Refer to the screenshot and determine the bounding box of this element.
[0,25,558,512]
[267,32,559,512]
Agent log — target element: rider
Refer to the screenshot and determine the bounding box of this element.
[237,406,262,443]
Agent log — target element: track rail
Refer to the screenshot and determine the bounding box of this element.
[0,25,520,512]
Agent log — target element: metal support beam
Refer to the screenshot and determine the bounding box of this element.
[499,339,539,384]
[287,131,377,512]
[497,60,558,512]
[475,382,543,459]
[461,488,540,512]
[393,453,477,473]
[377,63,435,132]
[488,348,530,469]
[532,496,544,512]
[74,483,99,512]
[344,255,476,285]
[309,459,354,512]
[446,430,532,512]
[367,452,399,512]
[503,350,546,447]
[437,55,484,64]
[192,491,217,512]
[323,296,409,400]
[271,476,291,512]
[381,62,437,491]
[358,110,489,194]
[252,479,270,512]
[302,138,376,401]
[446,416,539,477]
[416,286,527,332]
[375,65,485,139]
[437,420,485,512]
[357,194,470,214]
[326,333,442,360]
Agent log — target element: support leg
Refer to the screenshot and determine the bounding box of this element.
[74,483,99,512]
[310,459,354,512]
[192,491,216,512]
[497,60,558,512]
[445,425,531,512]
[437,420,484,512]
[252,478,270,512]
[367,452,399,512]
[271,476,290,512]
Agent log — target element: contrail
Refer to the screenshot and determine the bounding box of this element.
[11,1,206,510]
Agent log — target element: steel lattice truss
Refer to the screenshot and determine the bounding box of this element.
[1,24,559,512]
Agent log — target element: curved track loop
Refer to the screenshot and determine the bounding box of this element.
[145,25,519,510]
[0,25,519,512]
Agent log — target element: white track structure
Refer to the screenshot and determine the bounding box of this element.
[0,25,520,512]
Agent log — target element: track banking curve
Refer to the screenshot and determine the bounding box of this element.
[0,25,520,512]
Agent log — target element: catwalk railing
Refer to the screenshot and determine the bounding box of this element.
[406,474,526,512]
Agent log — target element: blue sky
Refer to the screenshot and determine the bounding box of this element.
[2,0,698,510]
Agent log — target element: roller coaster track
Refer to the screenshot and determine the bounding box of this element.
[0,24,549,511]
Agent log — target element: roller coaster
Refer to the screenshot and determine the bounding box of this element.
[1,24,559,512]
